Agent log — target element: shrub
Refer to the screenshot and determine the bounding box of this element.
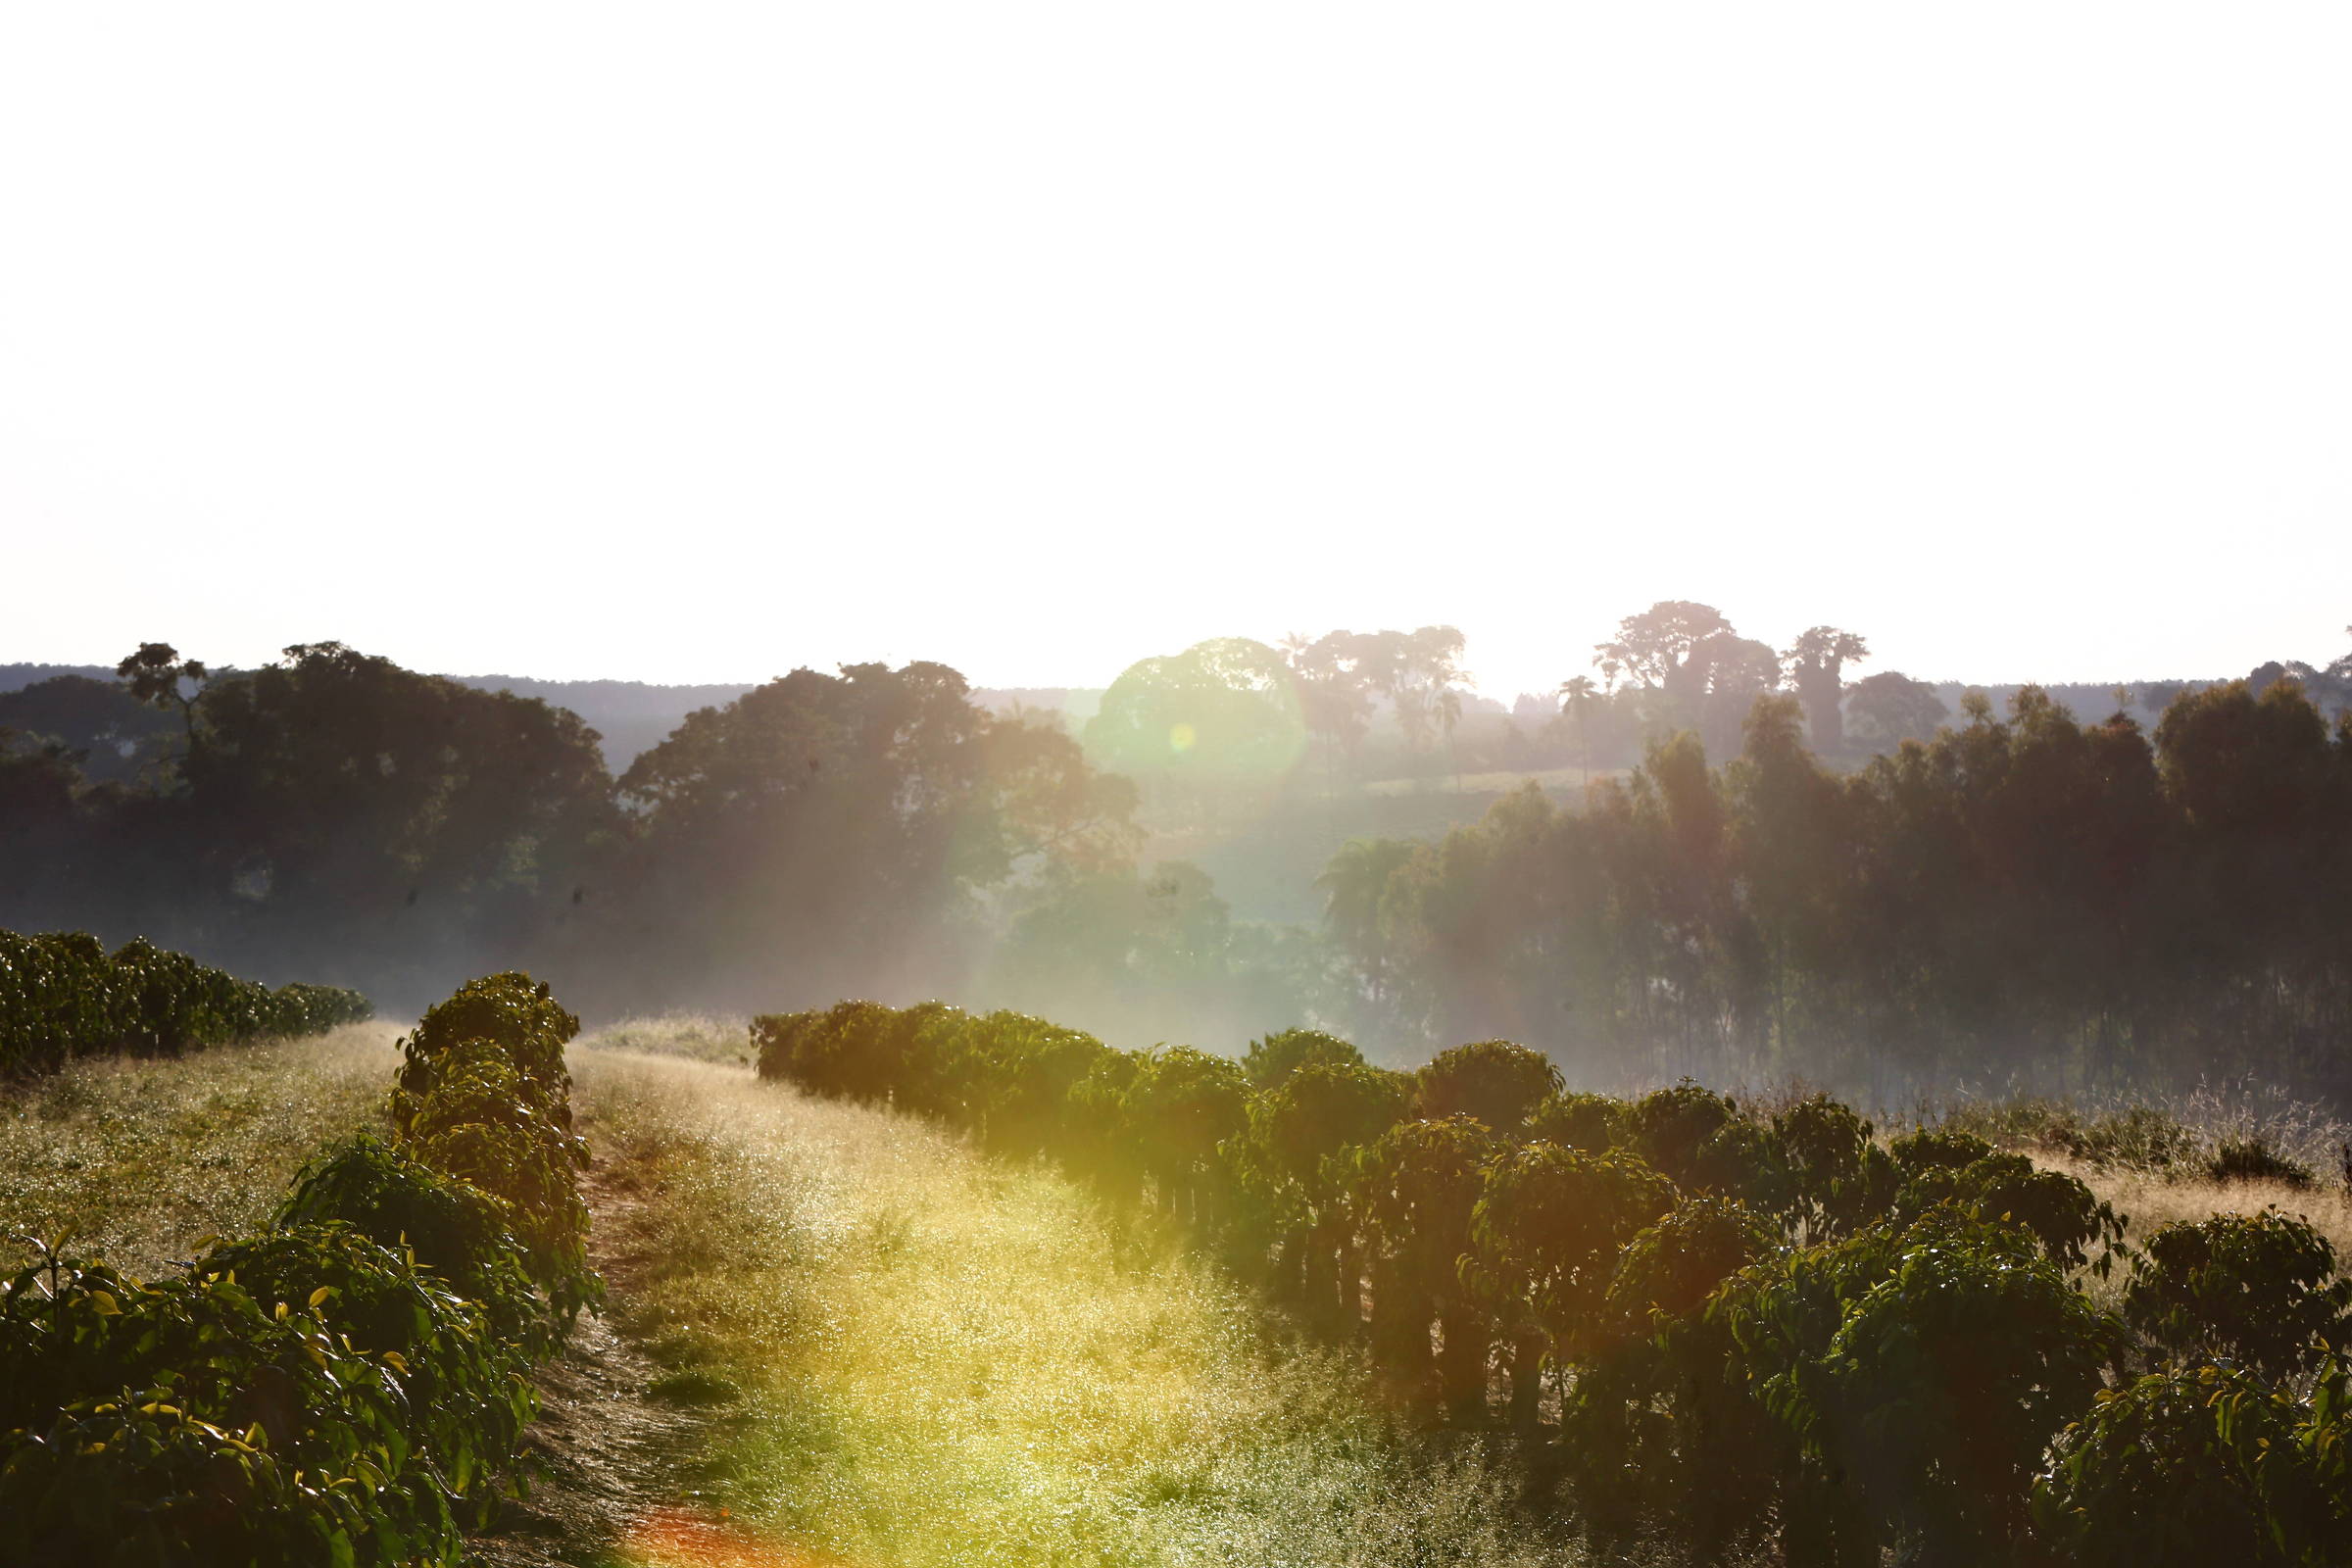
[2208,1137,2317,1189]
[1467,1144,1677,1363]
[0,1247,466,1565]
[750,1008,820,1084]
[1525,1089,1626,1152]
[1888,1126,1996,1179]
[1766,1097,1898,1242]
[1412,1040,1561,1136]
[1604,1196,1777,1336]
[1241,1027,1364,1089]
[0,968,587,1566]
[1622,1082,1740,1189]
[197,1224,537,1505]
[276,1135,547,1349]
[1719,1211,2127,1564]
[1563,1198,1779,1553]
[0,927,366,1079]
[2124,1210,2352,1379]
[265,981,374,1036]
[2033,1361,2338,1568]
[394,970,578,1111]
[1898,1152,2124,1270]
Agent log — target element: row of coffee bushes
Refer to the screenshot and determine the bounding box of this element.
[0,927,373,1078]
[0,972,592,1566]
[757,1003,2352,1567]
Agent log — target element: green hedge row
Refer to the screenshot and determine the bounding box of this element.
[0,928,373,1078]
[758,1002,2352,1568]
[0,971,591,1566]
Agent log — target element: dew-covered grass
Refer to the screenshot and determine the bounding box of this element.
[572,1045,1592,1568]
[0,1022,403,1276]
[584,1012,752,1066]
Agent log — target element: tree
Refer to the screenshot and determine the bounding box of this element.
[1557,674,1599,787]
[1315,837,1415,1009]
[1696,636,1784,760]
[1782,626,1869,753]
[114,642,209,753]
[1593,602,1735,705]
[1306,626,1470,784]
[1280,631,1374,797]
[1085,638,1307,814]
[177,642,620,984]
[1843,670,1948,746]
[0,675,175,784]
[623,660,1134,1010]
[0,733,86,927]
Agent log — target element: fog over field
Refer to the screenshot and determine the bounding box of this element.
[6,610,2350,1111]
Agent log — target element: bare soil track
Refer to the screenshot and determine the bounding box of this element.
[469,1163,711,1567]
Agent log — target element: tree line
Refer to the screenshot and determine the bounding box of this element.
[1322,677,2352,1101]
[0,642,1136,1016]
[2,619,2348,1100]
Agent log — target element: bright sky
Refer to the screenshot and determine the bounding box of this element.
[4,6,2347,699]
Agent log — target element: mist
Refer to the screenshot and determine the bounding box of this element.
[5,605,2348,1114]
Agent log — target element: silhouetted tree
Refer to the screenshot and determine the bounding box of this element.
[1844,670,1949,746]
[1782,626,1869,752]
[114,642,209,753]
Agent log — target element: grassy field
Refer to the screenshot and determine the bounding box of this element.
[573,1032,1588,1568]
[0,1021,401,1277]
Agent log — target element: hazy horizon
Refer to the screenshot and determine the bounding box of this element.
[0,635,2266,706]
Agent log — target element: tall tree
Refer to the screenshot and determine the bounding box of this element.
[1558,675,1599,787]
[114,642,209,754]
[1315,837,1416,1013]
[1593,602,1735,706]
[1782,626,1870,752]
[626,660,1136,1010]
[1084,637,1306,815]
[1844,671,1948,747]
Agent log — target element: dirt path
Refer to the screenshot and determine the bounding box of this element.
[468,1163,711,1568]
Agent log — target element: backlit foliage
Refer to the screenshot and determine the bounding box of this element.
[756,998,2352,1562]
[0,971,593,1565]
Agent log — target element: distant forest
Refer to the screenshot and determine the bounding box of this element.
[3,604,2348,1102]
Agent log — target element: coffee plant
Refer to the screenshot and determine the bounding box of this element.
[0,970,592,1566]
[2124,1209,2352,1379]
[0,925,370,1079]
[753,997,2352,1563]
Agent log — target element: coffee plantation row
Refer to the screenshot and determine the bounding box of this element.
[0,926,373,1078]
[0,972,594,1565]
[758,1002,2352,1568]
